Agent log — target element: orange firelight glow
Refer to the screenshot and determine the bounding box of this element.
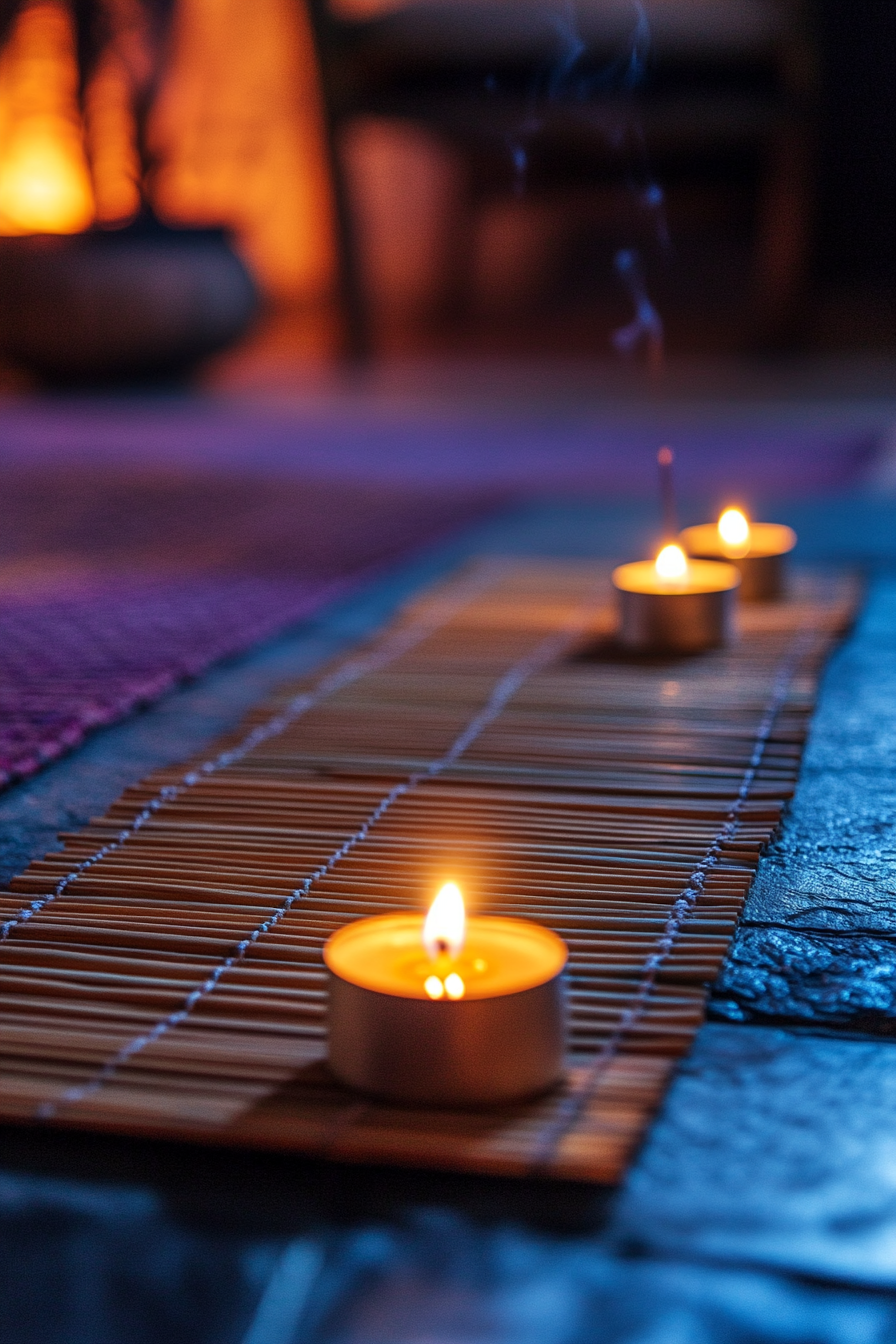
[0,1,94,234]
[152,0,337,299]
[0,0,337,300]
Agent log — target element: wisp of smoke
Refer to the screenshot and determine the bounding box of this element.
[612,247,664,374]
[502,0,650,196]
[490,0,668,371]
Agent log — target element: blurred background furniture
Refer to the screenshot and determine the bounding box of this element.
[307,0,817,357]
[0,0,337,380]
[0,0,891,377]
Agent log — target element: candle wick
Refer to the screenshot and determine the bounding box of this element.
[435,938,449,956]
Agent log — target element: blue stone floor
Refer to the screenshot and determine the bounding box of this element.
[3,493,896,1342]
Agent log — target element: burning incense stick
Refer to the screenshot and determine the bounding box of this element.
[657,445,677,540]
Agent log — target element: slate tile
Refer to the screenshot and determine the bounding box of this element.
[713,574,896,1028]
[612,1024,896,1288]
[4,1142,896,1344]
[743,794,896,933]
[295,1214,896,1344]
[711,926,896,1031]
[0,1170,277,1344]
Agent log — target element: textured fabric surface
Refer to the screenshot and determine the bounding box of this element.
[0,467,498,786]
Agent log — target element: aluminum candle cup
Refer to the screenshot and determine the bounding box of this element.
[612,557,740,653]
[679,522,796,602]
[324,913,567,1107]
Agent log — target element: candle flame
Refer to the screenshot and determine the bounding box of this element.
[655,544,688,581]
[424,975,444,1000]
[718,508,750,554]
[423,881,465,961]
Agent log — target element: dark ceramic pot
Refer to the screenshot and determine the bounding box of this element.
[0,215,259,383]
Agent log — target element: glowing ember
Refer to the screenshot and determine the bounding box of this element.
[655,544,688,582]
[423,881,466,961]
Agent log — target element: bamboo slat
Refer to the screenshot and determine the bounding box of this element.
[0,560,856,1182]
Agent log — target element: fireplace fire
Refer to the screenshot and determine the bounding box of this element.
[0,2,95,235]
[0,0,336,303]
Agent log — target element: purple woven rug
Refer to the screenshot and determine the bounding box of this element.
[0,392,881,787]
[0,467,499,786]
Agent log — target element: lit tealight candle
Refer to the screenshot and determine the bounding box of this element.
[324,882,567,1107]
[680,509,796,602]
[612,544,739,653]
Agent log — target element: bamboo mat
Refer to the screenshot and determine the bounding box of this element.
[0,560,856,1182]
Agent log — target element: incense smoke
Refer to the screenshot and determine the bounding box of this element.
[502,0,651,191]
[491,0,668,368]
[612,247,663,372]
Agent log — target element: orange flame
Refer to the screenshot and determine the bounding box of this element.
[718,508,751,557]
[423,882,466,961]
[655,544,688,582]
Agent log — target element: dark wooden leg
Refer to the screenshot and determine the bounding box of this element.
[301,0,372,361]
